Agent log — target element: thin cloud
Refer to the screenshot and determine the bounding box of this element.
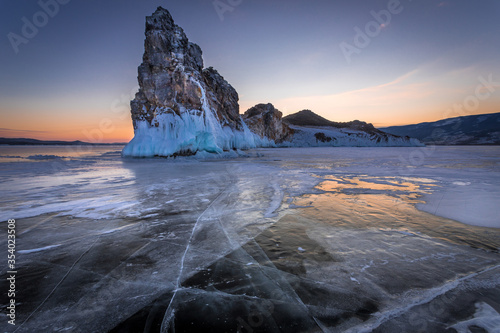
[335,69,421,97]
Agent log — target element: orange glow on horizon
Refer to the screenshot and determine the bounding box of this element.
[1,107,135,143]
[0,124,134,143]
[3,102,499,142]
[2,63,499,141]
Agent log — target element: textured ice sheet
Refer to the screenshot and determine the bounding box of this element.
[0,146,499,333]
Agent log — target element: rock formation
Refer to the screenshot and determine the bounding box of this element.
[122,7,423,157]
[243,103,293,143]
[123,7,271,157]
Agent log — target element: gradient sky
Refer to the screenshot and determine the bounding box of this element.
[1,0,499,142]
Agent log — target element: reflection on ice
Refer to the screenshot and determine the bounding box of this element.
[295,173,500,252]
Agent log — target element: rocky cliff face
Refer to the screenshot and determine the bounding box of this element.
[130,7,242,129]
[130,7,203,127]
[123,7,270,157]
[243,103,294,143]
[202,67,241,128]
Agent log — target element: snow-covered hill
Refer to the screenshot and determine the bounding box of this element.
[283,110,422,147]
[286,125,423,147]
[380,112,500,145]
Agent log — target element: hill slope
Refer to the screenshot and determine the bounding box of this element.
[380,112,500,145]
[281,110,422,147]
[283,110,377,132]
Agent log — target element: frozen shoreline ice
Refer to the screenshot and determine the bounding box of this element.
[0,145,498,332]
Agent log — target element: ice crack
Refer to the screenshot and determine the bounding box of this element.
[160,173,234,332]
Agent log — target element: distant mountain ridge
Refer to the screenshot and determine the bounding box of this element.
[283,110,378,132]
[0,138,125,146]
[380,112,500,145]
[281,109,422,147]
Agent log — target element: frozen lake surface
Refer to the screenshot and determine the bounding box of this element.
[0,146,499,332]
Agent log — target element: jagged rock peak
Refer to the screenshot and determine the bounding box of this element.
[243,103,294,143]
[130,6,241,131]
[146,7,175,31]
[142,6,203,73]
[123,7,272,157]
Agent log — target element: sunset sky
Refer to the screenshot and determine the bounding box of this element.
[1,0,499,142]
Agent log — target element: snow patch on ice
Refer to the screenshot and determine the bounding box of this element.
[452,181,471,186]
[263,183,284,218]
[361,260,374,272]
[1,197,141,220]
[18,244,61,254]
[448,302,500,333]
[99,224,137,235]
[418,183,500,228]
